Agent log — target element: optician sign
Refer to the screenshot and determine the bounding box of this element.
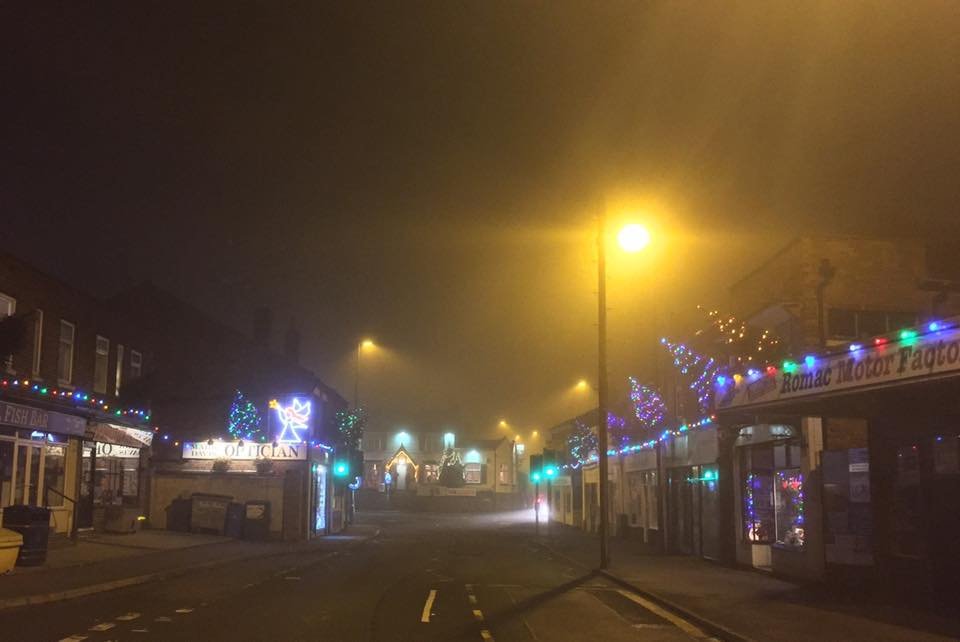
[718,324,960,409]
[182,440,307,461]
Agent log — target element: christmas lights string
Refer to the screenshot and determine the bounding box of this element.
[227,390,264,441]
[713,318,959,396]
[628,377,668,432]
[660,337,718,413]
[0,377,150,421]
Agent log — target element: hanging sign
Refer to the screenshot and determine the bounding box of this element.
[182,440,307,461]
[83,442,141,458]
[718,325,960,409]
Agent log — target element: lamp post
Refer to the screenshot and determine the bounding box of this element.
[354,339,376,408]
[597,210,649,570]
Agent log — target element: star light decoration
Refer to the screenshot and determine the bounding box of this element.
[660,337,718,413]
[628,377,668,432]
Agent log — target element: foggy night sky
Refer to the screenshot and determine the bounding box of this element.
[2,2,959,438]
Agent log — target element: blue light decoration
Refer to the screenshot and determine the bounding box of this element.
[804,355,816,368]
[628,377,668,433]
[270,397,312,444]
[661,337,717,413]
[227,390,263,441]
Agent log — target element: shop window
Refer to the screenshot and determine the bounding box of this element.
[932,436,959,475]
[58,320,75,384]
[742,442,805,548]
[90,443,141,507]
[893,444,923,557]
[464,462,482,484]
[43,444,66,506]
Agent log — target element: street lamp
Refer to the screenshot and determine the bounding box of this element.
[354,338,376,408]
[597,214,650,570]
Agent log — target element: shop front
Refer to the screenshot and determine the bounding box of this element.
[716,318,960,594]
[661,426,722,560]
[0,400,87,535]
[622,449,660,547]
[78,422,154,532]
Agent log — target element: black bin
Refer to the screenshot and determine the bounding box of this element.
[2,505,51,566]
[166,497,192,532]
[224,502,244,538]
[243,500,270,540]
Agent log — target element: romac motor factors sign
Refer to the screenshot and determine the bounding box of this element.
[717,323,960,409]
[182,440,307,460]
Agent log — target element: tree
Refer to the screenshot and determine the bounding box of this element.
[333,407,366,452]
[227,390,263,441]
[438,447,465,487]
[567,419,599,466]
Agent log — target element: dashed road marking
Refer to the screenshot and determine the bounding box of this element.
[175,608,195,614]
[421,589,438,623]
[115,613,140,621]
[154,616,172,622]
[468,594,478,604]
[89,623,115,631]
[285,576,301,580]
[472,609,484,621]
[616,590,708,638]
[131,628,150,634]
[58,636,87,641]
[480,629,494,641]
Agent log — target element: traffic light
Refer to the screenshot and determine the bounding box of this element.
[530,454,543,483]
[333,460,350,478]
[542,449,557,479]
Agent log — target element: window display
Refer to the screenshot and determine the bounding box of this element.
[741,441,805,549]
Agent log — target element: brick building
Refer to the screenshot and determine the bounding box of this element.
[0,251,154,536]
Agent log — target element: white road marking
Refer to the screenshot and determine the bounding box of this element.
[154,616,172,622]
[616,590,708,638]
[472,609,484,621]
[175,608,194,613]
[131,628,150,633]
[58,636,87,642]
[89,623,115,631]
[421,589,438,623]
[480,629,494,641]
[285,576,301,580]
[468,594,478,604]
[115,613,140,621]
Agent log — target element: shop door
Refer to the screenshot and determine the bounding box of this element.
[12,442,44,506]
[669,468,694,555]
[313,464,327,534]
[76,442,95,529]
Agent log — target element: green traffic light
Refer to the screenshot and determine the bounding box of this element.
[530,472,541,483]
[544,466,556,478]
[334,462,349,477]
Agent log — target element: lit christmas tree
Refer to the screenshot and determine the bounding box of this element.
[334,407,366,451]
[438,447,465,487]
[628,377,668,432]
[567,419,599,466]
[227,390,263,441]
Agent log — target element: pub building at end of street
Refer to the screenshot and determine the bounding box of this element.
[149,391,345,541]
[715,317,960,601]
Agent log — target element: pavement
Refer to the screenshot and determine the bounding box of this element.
[0,526,377,609]
[536,520,960,642]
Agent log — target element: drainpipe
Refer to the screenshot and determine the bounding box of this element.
[816,259,836,349]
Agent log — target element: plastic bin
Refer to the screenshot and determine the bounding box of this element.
[224,502,244,538]
[2,505,51,566]
[166,497,192,532]
[190,494,231,535]
[243,500,271,540]
[0,528,24,574]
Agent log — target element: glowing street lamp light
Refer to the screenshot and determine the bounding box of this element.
[354,338,378,408]
[617,223,651,253]
[575,379,590,392]
[498,419,508,428]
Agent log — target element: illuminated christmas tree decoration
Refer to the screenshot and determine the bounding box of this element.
[271,397,312,444]
[227,390,263,441]
[628,377,668,433]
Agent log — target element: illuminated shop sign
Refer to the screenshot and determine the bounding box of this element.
[182,440,307,461]
[719,324,960,409]
[0,400,86,436]
[82,443,141,458]
[269,397,312,444]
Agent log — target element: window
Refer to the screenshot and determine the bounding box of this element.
[828,308,918,340]
[93,336,109,393]
[741,441,804,549]
[57,320,75,384]
[464,462,482,484]
[43,444,66,507]
[114,344,124,395]
[130,349,142,380]
[32,310,43,376]
[0,293,14,371]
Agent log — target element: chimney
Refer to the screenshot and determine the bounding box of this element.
[252,307,272,348]
[283,319,301,364]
